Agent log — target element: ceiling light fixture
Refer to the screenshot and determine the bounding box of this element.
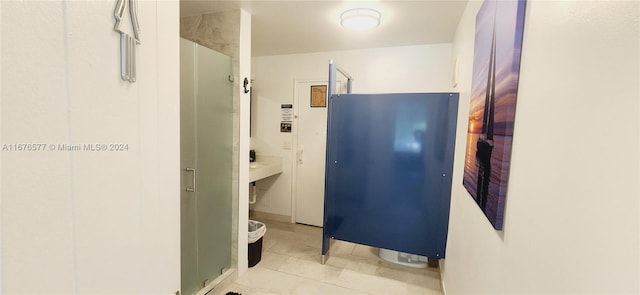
[340,8,381,31]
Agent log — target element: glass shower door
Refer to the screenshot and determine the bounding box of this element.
[180,38,233,295]
[194,41,233,287]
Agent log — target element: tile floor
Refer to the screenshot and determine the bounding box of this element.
[215,217,443,295]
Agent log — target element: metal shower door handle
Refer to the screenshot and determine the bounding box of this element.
[185,167,196,192]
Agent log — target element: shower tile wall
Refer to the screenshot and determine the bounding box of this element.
[181,10,242,267]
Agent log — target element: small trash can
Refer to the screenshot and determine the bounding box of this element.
[248,220,266,267]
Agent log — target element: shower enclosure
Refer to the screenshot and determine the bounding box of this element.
[180,38,233,295]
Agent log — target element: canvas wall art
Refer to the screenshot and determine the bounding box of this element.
[463,0,526,230]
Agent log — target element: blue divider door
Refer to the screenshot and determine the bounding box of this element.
[322,93,458,259]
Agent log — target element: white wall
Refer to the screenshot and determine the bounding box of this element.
[444,1,639,293]
[1,1,180,293]
[237,8,251,275]
[250,44,453,217]
[0,2,4,290]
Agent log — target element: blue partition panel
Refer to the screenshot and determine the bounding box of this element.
[322,93,458,259]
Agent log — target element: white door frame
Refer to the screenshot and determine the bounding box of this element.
[290,79,342,224]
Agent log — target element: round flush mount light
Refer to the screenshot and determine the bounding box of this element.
[340,8,381,30]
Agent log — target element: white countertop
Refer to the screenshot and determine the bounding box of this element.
[249,156,283,182]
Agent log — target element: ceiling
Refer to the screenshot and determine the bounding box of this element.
[180,1,468,57]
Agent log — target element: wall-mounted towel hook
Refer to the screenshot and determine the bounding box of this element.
[243,77,250,94]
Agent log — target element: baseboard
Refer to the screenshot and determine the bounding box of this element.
[249,210,291,223]
[439,259,447,295]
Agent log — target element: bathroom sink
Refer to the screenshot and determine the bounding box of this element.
[249,157,282,182]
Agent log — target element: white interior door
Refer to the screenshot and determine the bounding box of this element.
[294,80,340,227]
